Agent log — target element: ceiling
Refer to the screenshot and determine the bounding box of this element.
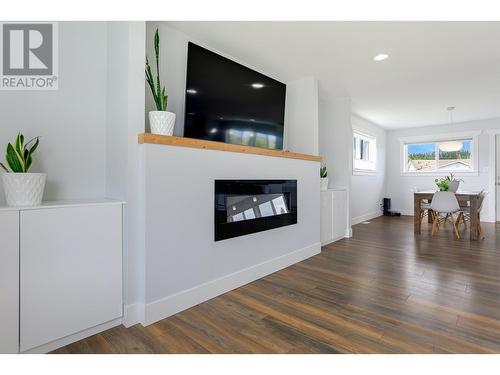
[167,21,500,130]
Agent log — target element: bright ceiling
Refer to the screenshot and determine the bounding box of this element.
[167,21,500,130]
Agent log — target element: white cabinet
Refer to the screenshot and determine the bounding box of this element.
[0,200,123,353]
[0,210,20,354]
[19,203,123,352]
[321,189,348,245]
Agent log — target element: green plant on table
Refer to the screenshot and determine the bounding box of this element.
[434,172,462,191]
[0,133,40,173]
[145,29,168,111]
[320,165,328,178]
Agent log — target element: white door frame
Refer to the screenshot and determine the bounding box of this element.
[487,129,500,222]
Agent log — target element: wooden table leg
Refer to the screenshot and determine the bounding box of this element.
[428,209,433,223]
[414,194,421,235]
[470,196,479,241]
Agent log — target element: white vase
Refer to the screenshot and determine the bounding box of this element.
[320,177,329,191]
[149,111,176,135]
[448,180,460,193]
[1,173,46,207]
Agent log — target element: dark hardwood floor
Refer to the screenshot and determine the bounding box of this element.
[53,216,500,354]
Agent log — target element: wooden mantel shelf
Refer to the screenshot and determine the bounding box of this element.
[138,133,322,162]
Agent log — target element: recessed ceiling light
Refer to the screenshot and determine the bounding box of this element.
[186,89,197,94]
[251,83,264,89]
[373,54,389,61]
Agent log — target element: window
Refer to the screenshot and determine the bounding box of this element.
[353,131,376,173]
[401,132,479,175]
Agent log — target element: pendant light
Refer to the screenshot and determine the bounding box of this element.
[439,107,462,152]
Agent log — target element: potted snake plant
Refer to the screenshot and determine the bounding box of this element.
[320,164,329,191]
[0,133,46,207]
[145,29,176,135]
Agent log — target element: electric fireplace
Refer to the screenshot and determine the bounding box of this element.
[214,180,297,241]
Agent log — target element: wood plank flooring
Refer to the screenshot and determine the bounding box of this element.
[53,216,500,353]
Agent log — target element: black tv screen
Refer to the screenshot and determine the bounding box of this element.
[184,42,286,150]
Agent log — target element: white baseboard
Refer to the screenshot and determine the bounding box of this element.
[351,211,383,225]
[122,303,144,328]
[22,317,122,354]
[344,227,352,238]
[143,242,321,326]
[394,209,414,216]
[321,234,346,246]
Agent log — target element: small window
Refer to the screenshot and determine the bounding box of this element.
[353,131,376,173]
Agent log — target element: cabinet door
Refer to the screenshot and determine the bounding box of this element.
[320,191,334,244]
[332,190,347,239]
[0,211,19,354]
[20,204,123,352]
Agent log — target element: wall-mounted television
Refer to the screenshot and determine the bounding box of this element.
[184,42,286,150]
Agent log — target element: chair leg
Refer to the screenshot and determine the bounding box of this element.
[443,213,450,227]
[431,212,439,236]
[461,213,467,229]
[455,212,462,229]
[477,213,483,238]
[452,214,461,239]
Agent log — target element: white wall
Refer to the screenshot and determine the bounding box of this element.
[143,144,321,324]
[0,22,108,204]
[318,97,352,234]
[145,22,319,155]
[285,77,319,155]
[105,22,147,325]
[386,117,500,221]
[350,115,386,223]
[318,98,352,191]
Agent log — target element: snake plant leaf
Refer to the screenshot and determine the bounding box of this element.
[0,162,9,173]
[28,137,40,155]
[161,87,167,110]
[146,29,168,112]
[24,137,39,172]
[15,133,24,159]
[6,142,24,172]
[25,154,32,172]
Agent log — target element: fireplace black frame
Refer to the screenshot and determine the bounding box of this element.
[214,179,297,241]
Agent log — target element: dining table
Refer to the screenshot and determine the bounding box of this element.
[414,190,482,240]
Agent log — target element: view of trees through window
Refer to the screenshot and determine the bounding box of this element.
[406,139,472,172]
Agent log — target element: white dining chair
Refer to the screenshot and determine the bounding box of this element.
[430,191,461,239]
[457,190,486,238]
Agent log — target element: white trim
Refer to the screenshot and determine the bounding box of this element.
[142,242,321,326]
[21,318,122,354]
[353,169,377,176]
[399,131,480,176]
[351,211,383,225]
[487,129,500,222]
[321,235,346,246]
[401,171,479,177]
[353,129,377,174]
[344,227,352,238]
[122,303,144,327]
[390,209,414,216]
[398,130,482,144]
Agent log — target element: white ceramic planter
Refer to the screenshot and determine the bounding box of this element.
[149,110,176,135]
[448,180,460,193]
[1,173,46,207]
[320,177,329,191]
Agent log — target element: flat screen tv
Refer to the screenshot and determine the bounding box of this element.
[184,42,286,150]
